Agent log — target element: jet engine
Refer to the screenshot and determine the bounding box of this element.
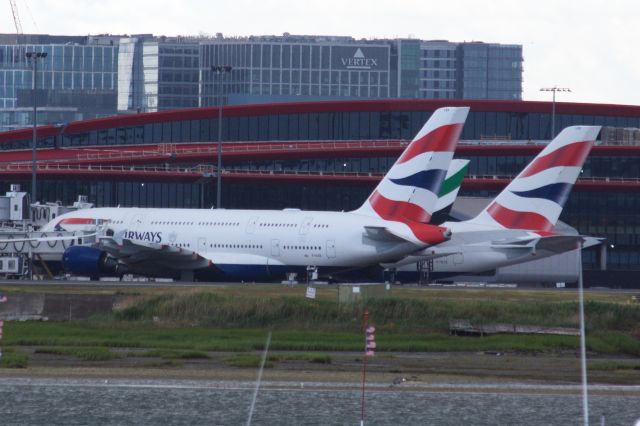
[62,246,128,278]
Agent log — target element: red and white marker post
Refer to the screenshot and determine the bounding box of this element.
[360,309,376,426]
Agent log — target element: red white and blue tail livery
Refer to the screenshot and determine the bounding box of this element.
[467,125,600,232]
[388,125,601,280]
[355,107,469,225]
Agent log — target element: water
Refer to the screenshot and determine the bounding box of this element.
[0,378,638,425]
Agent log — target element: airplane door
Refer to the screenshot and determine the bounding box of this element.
[271,239,280,257]
[326,240,336,258]
[454,253,464,264]
[246,216,258,234]
[198,237,207,252]
[299,217,313,235]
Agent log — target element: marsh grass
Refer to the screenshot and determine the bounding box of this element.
[35,346,118,361]
[142,359,183,368]
[0,348,28,368]
[221,351,331,368]
[589,361,640,371]
[113,292,640,335]
[3,291,639,357]
[6,322,639,355]
[137,349,209,359]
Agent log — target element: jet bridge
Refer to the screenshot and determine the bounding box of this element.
[0,229,98,279]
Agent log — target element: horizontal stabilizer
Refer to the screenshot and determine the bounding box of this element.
[491,234,593,254]
[364,226,411,243]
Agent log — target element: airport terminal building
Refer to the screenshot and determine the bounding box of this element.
[0,99,638,285]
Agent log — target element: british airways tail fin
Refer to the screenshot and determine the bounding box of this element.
[434,159,469,214]
[354,106,469,223]
[466,125,600,232]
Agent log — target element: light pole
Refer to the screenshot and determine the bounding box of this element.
[211,65,232,208]
[540,86,571,138]
[25,51,47,203]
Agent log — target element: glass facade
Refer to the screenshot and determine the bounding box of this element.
[117,37,143,111]
[395,39,420,98]
[118,38,199,112]
[7,109,636,151]
[199,37,391,106]
[456,43,522,100]
[420,41,457,99]
[0,39,118,131]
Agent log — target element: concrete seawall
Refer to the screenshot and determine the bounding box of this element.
[0,294,117,321]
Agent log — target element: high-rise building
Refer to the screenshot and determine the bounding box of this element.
[199,34,392,107]
[117,36,199,113]
[0,33,523,131]
[0,34,119,131]
[455,42,523,100]
[419,40,457,99]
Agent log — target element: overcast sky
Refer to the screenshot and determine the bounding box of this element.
[4,0,638,106]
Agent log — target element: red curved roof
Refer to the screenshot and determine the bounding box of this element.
[2,99,640,143]
[0,163,635,192]
[0,141,638,166]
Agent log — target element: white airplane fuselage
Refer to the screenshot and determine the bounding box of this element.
[392,222,576,280]
[42,207,439,280]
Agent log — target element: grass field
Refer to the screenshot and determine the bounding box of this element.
[0,285,638,375]
[2,285,639,349]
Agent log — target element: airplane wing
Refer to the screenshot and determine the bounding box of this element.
[98,237,211,270]
[97,234,282,273]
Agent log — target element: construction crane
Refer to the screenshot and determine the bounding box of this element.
[9,0,23,43]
